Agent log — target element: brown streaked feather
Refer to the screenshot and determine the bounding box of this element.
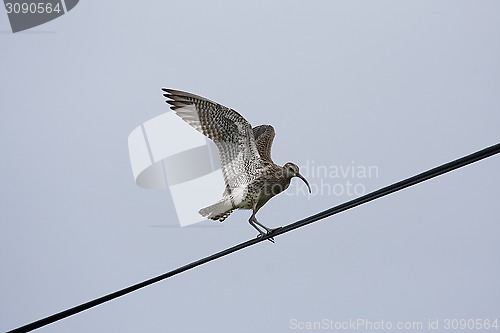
[211,209,234,222]
[253,125,275,163]
[162,88,265,190]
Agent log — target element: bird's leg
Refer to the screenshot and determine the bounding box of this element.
[248,212,269,240]
[253,220,280,234]
[248,208,279,243]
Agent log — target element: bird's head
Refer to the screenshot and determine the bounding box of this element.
[283,162,312,193]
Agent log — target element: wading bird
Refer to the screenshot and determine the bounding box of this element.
[162,89,311,242]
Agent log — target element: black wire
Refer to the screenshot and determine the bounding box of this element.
[7,142,500,333]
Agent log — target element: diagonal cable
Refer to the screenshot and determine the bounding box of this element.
[7,142,500,333]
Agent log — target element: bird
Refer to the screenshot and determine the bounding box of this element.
[162,88,311,242]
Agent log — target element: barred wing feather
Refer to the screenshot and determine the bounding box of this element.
[252,124,275,163]
[162,88,264,190]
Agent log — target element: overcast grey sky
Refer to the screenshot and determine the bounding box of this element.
[1,1,499,332]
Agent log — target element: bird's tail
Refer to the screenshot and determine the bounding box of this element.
[199,198,234,222]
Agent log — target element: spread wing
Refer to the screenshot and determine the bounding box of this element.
[162,88,265,190]
[253,125,275,163]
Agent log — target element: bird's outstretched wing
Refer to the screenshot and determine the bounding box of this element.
[253,125,275,163]
[162,88,264,190]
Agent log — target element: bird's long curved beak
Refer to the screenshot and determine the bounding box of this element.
[296,173,312,193]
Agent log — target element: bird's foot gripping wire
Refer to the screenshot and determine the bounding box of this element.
[256,226,282,243]
[249,216,281,243]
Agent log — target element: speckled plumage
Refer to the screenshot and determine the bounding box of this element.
[162,89,311,241]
